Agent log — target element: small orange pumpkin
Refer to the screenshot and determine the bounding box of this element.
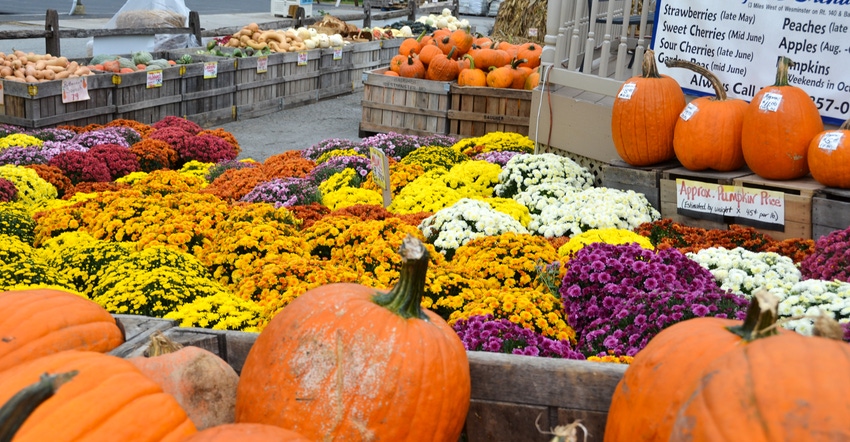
[458,54,487,87]
[448,29,473,56]
[417,43,443,66]
[389,54,406,73]
[397,54,425,79]
[808,117,850,188]
[426,47,460,81]
[516,42,542,68]
[398,30,426,56]
[384,70,399,76]
[486,65,514,88]
[509,58,532,89]
[524,69,541,90]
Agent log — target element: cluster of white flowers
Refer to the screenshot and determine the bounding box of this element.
[527,187,660,238]
[777,279,850,336]
[418,198,528,255]
[493,153,593,199]
[687,247,802,298]
[512,182,580,215]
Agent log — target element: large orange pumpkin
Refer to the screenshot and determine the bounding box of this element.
[181,424,310,442]
[808,117,850,188]
[0,288,125,372]
[235,236,471,441]
[611,50,685,166]
[0,350,197,441]
[665,59,747,172]
[741,56,824,180]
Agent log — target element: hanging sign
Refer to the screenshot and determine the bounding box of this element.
[146,69,163,88]
[61,77,90,103]
[203,61,218,79]
[297,51,309,66]
[257,56,269,73]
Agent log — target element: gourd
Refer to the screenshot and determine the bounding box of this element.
[808,118,850,188]
[611,49,685,166]
[129,332,239,431]
[235,236,471,441]
[398,30,426,56]
[417,43,443,66]
[0,288,124,373]
[89,54,117,65]
[741,56,824,180]
[131,51,153,66]
[665,59,747,172]
[516,42,542,68]
[524,69,540,90]
[117,57,136,69]
[181,423,310,442]
[0,350,196,441]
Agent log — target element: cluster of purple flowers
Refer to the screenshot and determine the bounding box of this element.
[240,177,321,207]
[0,177,17,202]
[72,128,136,148]
[26,128,77,142]
[453,314,585,359]
[360,132,425,160]
[40,140,87,162]
[0,147,49,166]
[473,150,523,167]
[560,242,749,357]
[307,155,372,185]
[302,138,364,161]
[800,226,850,283]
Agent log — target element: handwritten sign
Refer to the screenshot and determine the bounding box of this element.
[333,47,343,61]
[257,56,269,74]
[61,77,90,103]
[297,51,309,66]
[203,61,218,79]
[653,0,850,125]
[369,147,392,207]
[146,70,163,88]
[0,81,4,106]
[676,179,785,230]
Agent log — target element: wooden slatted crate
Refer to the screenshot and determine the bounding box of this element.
[378,38,403,65]
[359,67,452,137]
[448,85,532,138]
[349,40,383,90]
[110,315,626,441]
[229,53,288,120]
[173,59,238,127]
[111,67,184,125]
[279,50,322,109]
[319,45,355,100]
[659,167,753,231]
[812,187,850,240]
[601,159,681,212]
[0,74,115,128]
[732,174,823,240]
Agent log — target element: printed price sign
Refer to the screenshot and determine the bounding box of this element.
[297,51,309,66]
[818,132,843,152]
[617,82,637,100]
[203,61,218,79]
[146,70,163,88]
[333,47,343,60]
[257,56,269,74]
[61,77,90,103]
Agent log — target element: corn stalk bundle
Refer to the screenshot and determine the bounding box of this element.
[491,0,547,44]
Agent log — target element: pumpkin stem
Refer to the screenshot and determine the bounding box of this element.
[0,370,78,441]
[774,56,794,87]
[726,290,780,341]
[641,49,662,79]
[839,118,850,131]
[664,58,727,101]
[372,235,429,320]
[463,53,476,70]
[145,331,184,357]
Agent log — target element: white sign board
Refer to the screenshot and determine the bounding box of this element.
[652,0,850,125]
[676,179,786,231]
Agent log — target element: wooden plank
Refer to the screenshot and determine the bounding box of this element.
[109,316,177,358]
[0,73,116,128]
[601,159,680,211]
[812,187,850,239]
[465,400,550,442]
[731,174,821,240]
[448,84,532,138]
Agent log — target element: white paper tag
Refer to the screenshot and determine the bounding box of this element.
[758,92,782,112]
[61,77,90,103]
[333,47,343,61]
[146,70,163,88]
[257,56,268,74]
[203,61,218,79]
[680,102,699,121]
[297,51,308,66]
[618,82,637,100]
[818,132,843,152]
[528,28,538,37]
[0,81,4,106]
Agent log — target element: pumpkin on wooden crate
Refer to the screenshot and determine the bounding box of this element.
[741,56,824,180]
[611,50,685,166]
[426,47,460,81]
[181,423,310,442]
[235,236,471,441]
[808,117,850,188]
[398,54,426,79]
[458,54,487,87]
[0,288,125,373]
[128,331,240,431]
[665,59,748,172]
[0,350,196,441]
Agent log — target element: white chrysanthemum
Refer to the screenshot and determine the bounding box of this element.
[494,153,593,198]
[688,247,802,298]
[418,198,528,256]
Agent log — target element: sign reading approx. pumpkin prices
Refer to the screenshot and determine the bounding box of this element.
[675,178,786,231]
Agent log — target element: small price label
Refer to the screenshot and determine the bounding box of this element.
[333,47,343,61]
[680,102,699,121]
[297,51,308,66]
[758,92,782,112]
[528,28,538,37]
[257,56,269,74]
[61,77,90,103]
[146,69,163,88]
[369,147,391,192]
[818,132,843,152]
[203,61,218,79]
[617,82,637,100]
[0,81,4,106]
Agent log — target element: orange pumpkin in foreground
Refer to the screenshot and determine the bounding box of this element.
[235,236,471,441]
[181,423,310,442]
[611,50,685,166]
[808,117,850,188]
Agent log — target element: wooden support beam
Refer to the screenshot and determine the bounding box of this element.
[45,9,60,56]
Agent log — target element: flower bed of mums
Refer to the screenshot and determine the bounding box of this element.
[2,118,849,363]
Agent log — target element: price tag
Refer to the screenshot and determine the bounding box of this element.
[680,102,699,121]
[0,81,4,106]
[528,28,538,38]
[257,56,269,74]
[146,69,163,88]
[203,61,218,79]
[61,77,90,103]
[297,51,308,66]
[333,47,343,61]
[369,147,391,192]
[818,132,843,152]
[617,82,636,100]
[758,92,782,112]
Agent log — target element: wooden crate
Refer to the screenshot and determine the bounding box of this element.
[111,315,626,441]
[0,74,115,128]
[659,167,753,230]
[349,40,383,90]
[448,84,532,138]
[359,67,452,137]
[279,50,322,109]
[230,53,289,120]
[378,38,403,66]
[111,67,184,125]
[319,45,355,100]
[601,159,680,212]
[812,187,850,240]
[732,174,823,240]
[167,55,238,127]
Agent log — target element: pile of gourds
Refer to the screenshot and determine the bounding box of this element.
[612,51,848,189]
[88,51,184,74]
[219,23,347,53]
[387,28,542,90]
[0,51,94,83]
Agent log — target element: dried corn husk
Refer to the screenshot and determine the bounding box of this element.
[491,0,547,44]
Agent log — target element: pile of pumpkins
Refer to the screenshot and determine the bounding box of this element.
[612,50,849,189]
[386,28,543,90]
[0,237,470,441]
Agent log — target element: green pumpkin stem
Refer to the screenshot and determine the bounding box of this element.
[372,235,429,320]
[664,58,727,101]
[774,56,794,87]
[726,290,780,341]
[641,49,661,79]
[0,370,78,441]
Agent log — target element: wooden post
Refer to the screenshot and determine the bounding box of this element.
[45,9,60,56]
[188,11,202,47]
[363,0,371,28]
[408,0,416,22]
[452,0,459,17]
[295,7,306,27]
